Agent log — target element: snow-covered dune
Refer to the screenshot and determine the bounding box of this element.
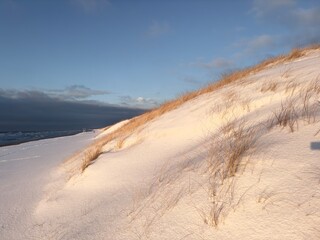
[1,48,320,239]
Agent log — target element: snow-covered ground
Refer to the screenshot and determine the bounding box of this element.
[0,132,96,239]
[1,49,320,239]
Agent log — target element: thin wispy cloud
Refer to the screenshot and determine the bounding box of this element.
[1,85,111,102]
[70,0,110,14]
[184,0,319,84]
[0,89,49,101]
[120,95,159,109]
[292,7,320,26]
[49,85,111,100]
[206,58,235,69]
[190,58,235,70]
[247,35,275,50]
[145,21,171,38]
[181,76,201,85]
[252,0,295,17]
[234,34,276,57]
[288,7,320,45]
[251,0,320,46]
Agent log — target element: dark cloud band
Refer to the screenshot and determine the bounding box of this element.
[0,89,145,132]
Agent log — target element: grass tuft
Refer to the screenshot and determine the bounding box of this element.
[80,144,103,173]
[272,99,299,132]
[205,120,257,226]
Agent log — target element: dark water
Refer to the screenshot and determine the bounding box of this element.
[0,130,89,147]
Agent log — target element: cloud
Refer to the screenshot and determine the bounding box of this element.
[206,58,235,69]
[252,0,295,17]
[247,35,275,50]
[49,85,111,100]
[0,88,144,132]
[0,89,50,100]
[120,95,159,109]
[145,21,171,38]
[292,7,320,24]
[287,7,320,45]
[234,34,276,56]
[1,85,110,101]
[181,76,201,85]
[251,0,320,46]
[70,0,110,13]
[190,58,235,70]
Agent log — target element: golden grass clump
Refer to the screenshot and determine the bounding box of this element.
[80,144,103,173]
[287,48,305,60]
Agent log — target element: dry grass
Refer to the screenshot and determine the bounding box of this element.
[210,120,257,179]
[271,78,320,132]
[287,48,305,60]
[80,144,103,173]
[301,87,316,124]
[272,98,299,132]
[205,120,257,226]
[206,197,227,227]
[205,80,320,225]
[74,44,319,173]
[261,81,278,92]
[285,79,300,96]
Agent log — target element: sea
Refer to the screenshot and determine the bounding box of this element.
[0,130,90,147]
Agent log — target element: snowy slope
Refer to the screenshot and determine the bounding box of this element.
[1,49,320,240]
[0,132,96,239]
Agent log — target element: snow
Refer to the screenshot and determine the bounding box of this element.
[0,132,96,239]
[1,49,320,239]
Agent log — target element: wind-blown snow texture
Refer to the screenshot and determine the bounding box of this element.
[1,49,320,239]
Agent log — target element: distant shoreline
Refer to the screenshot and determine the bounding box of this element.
[0,129,94,147]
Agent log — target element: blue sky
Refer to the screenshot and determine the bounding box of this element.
[1,0,320,109]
